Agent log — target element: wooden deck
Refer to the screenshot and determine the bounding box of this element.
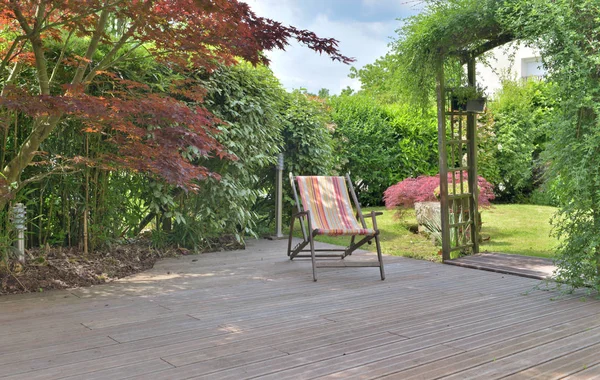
[1,238,599,379]
[447,253,556,280]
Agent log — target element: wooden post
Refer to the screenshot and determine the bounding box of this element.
[436,62,451,261]
[467,58,480,253]
[83,134,89,254]
[274,154,284,239]
[268,155,286,240]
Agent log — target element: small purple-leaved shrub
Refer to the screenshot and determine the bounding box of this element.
[383,173,495,211]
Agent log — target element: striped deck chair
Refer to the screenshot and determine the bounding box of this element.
[288,174,385,281]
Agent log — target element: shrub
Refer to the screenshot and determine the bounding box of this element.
[171,62,286,246]
[329,94,439,206]
[250,90,336,232]
[281,91,335,177]
[478,79,553,202]
[383,174,495,210]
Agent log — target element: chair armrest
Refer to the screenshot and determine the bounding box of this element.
[364,211,383,218]
[291,211,309,218]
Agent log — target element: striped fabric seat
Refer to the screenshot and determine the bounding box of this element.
[296,176,374,236]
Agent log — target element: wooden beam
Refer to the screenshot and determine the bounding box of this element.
[456,33,516,63]
[470,34,515,60]
[436,62,451,261]
[467,58,480,254]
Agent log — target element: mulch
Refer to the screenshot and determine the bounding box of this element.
[0,237,244,295]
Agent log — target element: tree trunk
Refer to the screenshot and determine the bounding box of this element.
[162,215,172,233]
[0,114,63,210]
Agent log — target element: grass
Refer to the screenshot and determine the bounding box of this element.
[306,207,441,262]
[479,204,558,258]
[304,204,558,261]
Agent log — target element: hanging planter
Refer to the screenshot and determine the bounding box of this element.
[466,97,486,113]
[450,86,486,113]
[450,96,467,112]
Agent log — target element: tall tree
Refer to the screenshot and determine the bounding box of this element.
[0,0,352,208]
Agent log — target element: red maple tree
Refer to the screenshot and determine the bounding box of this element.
[383,173,495,209]
[0,0,352,207]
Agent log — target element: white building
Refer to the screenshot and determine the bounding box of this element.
[476,42,545,95]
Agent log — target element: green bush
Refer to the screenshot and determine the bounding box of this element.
[254,90,336,230]
[528,186,558,207]
[176,70,337,243]
[166,63,285,247]
[479,79,553,203]
[2,33,341,252]
[329,94,438,206]
[281,91,335,176]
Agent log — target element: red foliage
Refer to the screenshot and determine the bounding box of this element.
[0,0,353,68]
[383,174,495,209]
[0,0,353,192]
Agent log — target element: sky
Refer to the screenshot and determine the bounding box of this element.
[245,0,423,95]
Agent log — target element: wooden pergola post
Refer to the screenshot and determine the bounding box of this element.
[466,57,480,254]
[436,62,451,261]
[437,57,481,261]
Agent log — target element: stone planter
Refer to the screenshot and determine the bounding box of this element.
[414,201,483,243]
[414,201,441,234]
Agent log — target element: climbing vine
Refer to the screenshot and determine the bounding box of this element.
[392,0,600,291]
[499,0,600,291]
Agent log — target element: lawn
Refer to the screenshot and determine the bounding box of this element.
[479,204,558,258]
[306,207,440,262]
[307,204,558,261]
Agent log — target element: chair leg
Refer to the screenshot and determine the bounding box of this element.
[309,234,317,282]
[345,235,356,258]
[372,211,385,280]
[287,215,297,258]
[307,212,317,282]
[375,233,385,280]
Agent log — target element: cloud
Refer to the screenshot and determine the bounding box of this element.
[361,0,425,13]
[247,0,302,24]
[246,0,400,94]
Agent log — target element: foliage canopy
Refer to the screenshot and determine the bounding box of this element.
[329,94,439,205]
[370,0,516,106]
[0,0,351,208]
[479,79,553,203]
[500,0,600,291]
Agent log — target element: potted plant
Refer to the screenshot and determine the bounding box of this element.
[450,86,487,113]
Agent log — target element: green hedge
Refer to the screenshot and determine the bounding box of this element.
[478,79,553,204]
[329,94,439,206]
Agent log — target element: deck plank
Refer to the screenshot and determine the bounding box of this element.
[361,313,600,379]
[0,239,598,380]
[440,324,600,379]
[447,252,556,279]
[562,362,600,380]
[504,342,600,379]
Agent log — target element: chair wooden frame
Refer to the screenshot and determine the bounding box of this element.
[287,173,385,281]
